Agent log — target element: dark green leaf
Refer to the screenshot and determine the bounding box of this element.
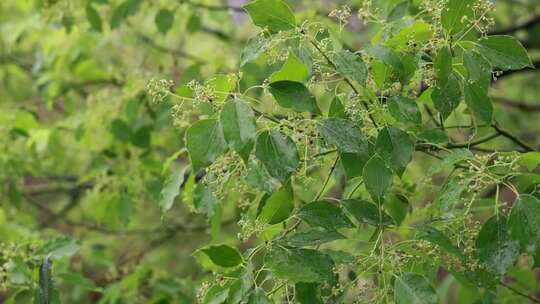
[193,244,244,273]
[295,283,322,304]
[432,73,461,120]
[375,127,414,176]
[248,288,270,304]
[463,50,491,91]
[220,99,257,161]
[363,155,393,202]
[268,81,320,114]
[384,194,409,226]
[243,0,296,32]
[428,149,473,175]
[441,0,474,34]
[340,151,371,179]
[476,216,519,277]
[434,46,452,87]
[246,160,279,193]
[388,96,422,125]
[333,50,368,87]
[342,199,394,227]
[86,3,102,32]
[155,9,174,34]
[328,97,347,119]
[255,130,300,183]
[258,183,294,224]
[285,229,345,247]
[318,118,368,154]
[476,35,533,70]
[508,194,540,254]
[297,200,354,230]
[394,273,438,304]
[463,81,493,123]
[266,247,335,283]
[186,119,227,172]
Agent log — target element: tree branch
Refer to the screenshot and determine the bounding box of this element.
[491,96,540,112]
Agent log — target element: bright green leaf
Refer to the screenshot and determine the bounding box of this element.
[394,273,438,304]
[220,99,257,161]
[363,155,393,202]
[193,244,244,273]
[243,0,296,32]
[155,9,174,34]
[476,35,533,71]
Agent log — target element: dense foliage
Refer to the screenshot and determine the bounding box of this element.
[1,0,540,303]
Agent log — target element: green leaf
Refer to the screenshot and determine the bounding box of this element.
[255,130,300,183]
[248,288,271,304]
[110,0,142,29]
[476,35,533,70]
[463,81,493,123]
[240,34,271,66]
[155,9,174,34]
[297,200,354,230]
[270,54,308,82]
[318,118,369,154]
[186,119,227,172]
[375,127,414,176]
[268,81,320,114]
[243,0,296,33]
[519,152,540,171]
[386,21,433,51]
[285,229,345,247]
[463,50,491,91]
[340,151,371,179]
[258,183,295,224]
[6,256,31,285]
[394,273,438,304]
[476,216,519,277]
[159,166,186,213]
[341,199,394,227]
[220,99,257,161]
[384,194,409,226]
[508,195,540,254]
[432,73,461,120]
[86,3,102,32]
[333,50,368,87]
[193,244,244,273]
[434,46,452,87]
[417,226,463,257]
[441,0,474,35]
[206,74,238,103]
[363,155,393,202]
[428,149,474,175]
[328,97,347,119]
[194,183,219,220]
[388,96,422,125]
[432,176,468,214]
[37,238,80,260]
[246,160,279,193]
[295,283,323,304]
[266,247,335,283]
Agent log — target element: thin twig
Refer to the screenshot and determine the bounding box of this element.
[491,123,536,152]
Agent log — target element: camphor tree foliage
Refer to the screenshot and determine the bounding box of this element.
[1,0,540,303]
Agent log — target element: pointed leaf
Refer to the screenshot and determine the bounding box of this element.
[186,119,228,172]
[297,200,354,230]
[255,130,300,182]
[268,81,320,114]
[243,0,296,32]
